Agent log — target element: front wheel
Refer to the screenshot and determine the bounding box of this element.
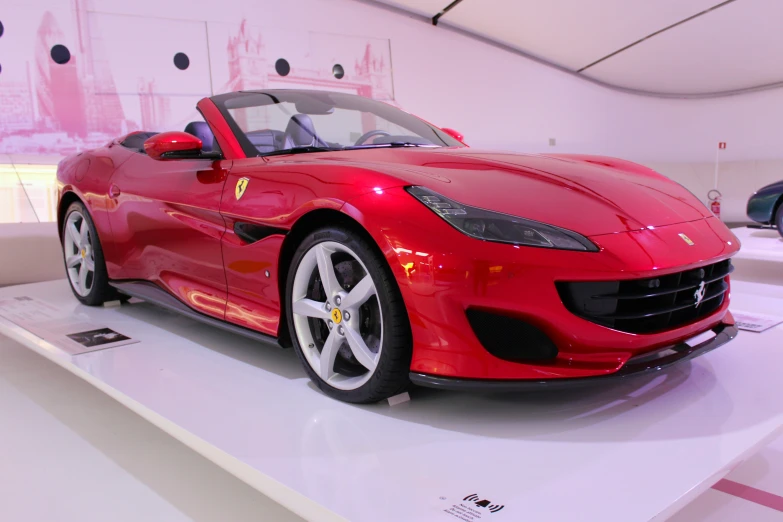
[285,227,412,403]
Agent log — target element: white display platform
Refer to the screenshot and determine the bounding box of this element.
[732,226,783,263]
[1,280,782,522]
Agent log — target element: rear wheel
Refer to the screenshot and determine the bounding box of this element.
[775,203,783,238]
[285,227,412,403]
[62,201,120,306]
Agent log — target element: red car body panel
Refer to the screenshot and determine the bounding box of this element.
[196,98,245,160]
[105,153,232,319]
[302,147,711,236]
[344,188,736,379]
[56,92,740,384]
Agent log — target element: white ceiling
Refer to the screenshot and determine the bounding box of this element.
[372,0,783,97]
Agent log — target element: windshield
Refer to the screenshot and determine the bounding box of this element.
[212,90,463,157]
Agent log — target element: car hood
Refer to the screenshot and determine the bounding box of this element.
[273,147,712,237]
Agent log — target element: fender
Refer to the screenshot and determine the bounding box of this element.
[57,144,134,274]
[341,186,457,355]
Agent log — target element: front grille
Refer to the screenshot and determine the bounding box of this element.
[557,259,733,334]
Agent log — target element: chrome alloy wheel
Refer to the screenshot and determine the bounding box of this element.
[63,211,95,297]
[291,241,383,390]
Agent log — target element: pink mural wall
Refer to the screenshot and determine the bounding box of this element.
[0,0,394,155]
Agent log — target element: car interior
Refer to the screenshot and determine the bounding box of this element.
[122,112,430,157]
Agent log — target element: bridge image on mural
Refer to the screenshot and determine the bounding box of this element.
[0,0,394,155]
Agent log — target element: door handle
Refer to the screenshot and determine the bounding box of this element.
[109,184,121,198]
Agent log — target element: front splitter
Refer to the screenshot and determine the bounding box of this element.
[410,324,738,391]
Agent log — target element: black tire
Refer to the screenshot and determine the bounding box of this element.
[776,203,783,238]
[285,226,412,403]
[61,201,122,306]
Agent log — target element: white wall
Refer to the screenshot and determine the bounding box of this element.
[6,0,781,158]
[647,160,783,223]
[4,0,782,220]
[0,223,62,286]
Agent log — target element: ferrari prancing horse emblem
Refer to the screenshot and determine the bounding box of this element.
[235,177,249,200]
[678,233,695,246]
[331,308,343,324]
[693,281,706,307]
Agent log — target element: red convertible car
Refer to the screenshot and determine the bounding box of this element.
[57,89,740,403]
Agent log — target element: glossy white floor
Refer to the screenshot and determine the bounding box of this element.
[670,434,783,522]
[0,263,782,522]
[0,332,304,522]
[733,226,783,263]
[0,172,779,520]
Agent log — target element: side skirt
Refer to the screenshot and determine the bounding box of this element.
[110,280,283,348]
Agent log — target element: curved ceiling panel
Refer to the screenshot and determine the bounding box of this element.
[370,0,783,97]
[582,0,783,94]
[425,0,719,71]
[375,0,451,18]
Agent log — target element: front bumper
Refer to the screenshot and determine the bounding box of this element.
[410,324,738,390]
[345,188,741,381]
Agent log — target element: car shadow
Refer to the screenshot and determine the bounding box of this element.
[339,362,743,443]
[114,300,306,381]
[113,297,764,446]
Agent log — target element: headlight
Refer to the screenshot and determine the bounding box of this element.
[406,186,598,252]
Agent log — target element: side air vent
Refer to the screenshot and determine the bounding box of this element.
[234,222,287,244]
[466,309,558,362]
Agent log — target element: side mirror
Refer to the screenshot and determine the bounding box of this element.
[441,127,465,143]
[144,131,202,160]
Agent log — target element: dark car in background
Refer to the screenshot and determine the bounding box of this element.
[747,181,783,237]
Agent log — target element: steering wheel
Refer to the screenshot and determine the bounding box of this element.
[354,130,391,146]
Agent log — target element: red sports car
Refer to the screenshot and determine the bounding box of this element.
[57,90,740,403]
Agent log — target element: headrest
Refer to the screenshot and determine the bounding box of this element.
[184,121,215,152]
[284,114,320,147]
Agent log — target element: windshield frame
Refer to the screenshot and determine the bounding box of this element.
[210,90,464,158]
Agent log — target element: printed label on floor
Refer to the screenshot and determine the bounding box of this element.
[0,296,138,354]
[0,295,64,324]
[436,493,508,521]
[732,310,783,333]
[66,327,133,349]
